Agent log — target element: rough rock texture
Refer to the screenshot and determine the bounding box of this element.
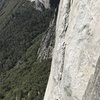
[0,0,6,11]
[44,0,100,100]
[37,10,56,61]
[29,0,50,9]
[83,57,100,100]
[29,0,44,10]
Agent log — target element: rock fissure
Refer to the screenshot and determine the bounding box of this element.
[44,0,100,100]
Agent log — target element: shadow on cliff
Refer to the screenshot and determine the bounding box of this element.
[50,0,60,8]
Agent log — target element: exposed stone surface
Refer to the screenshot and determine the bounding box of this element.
[44,0,100,100]
[29,0,50,9]
[37,9,56,60]
[29,0,44,10]
[83,57,100,100]
[29,0,60,9]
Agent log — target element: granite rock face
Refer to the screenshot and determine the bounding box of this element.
[83,57,100,100]
[29,0,50,9]
[29,0,60,9]
[37,13,56,60]
[44,0,100,100]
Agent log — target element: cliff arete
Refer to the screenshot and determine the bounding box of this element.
[44,0,100,100]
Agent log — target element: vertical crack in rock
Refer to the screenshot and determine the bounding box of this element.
[44,0,72,100]
[53,42,66,83]
[59,42,66,81]
[44,0,100,100]
[59,0,71,38]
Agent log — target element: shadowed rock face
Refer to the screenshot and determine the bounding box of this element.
[50,0,60,8]
[0,0,6,11]
[29,0,50,9]
[37,1,60,60]
[83,57,100,100]
[30,0,60,9]
[37,14,56,60]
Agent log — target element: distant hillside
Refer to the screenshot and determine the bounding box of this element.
[0,0,54,99]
